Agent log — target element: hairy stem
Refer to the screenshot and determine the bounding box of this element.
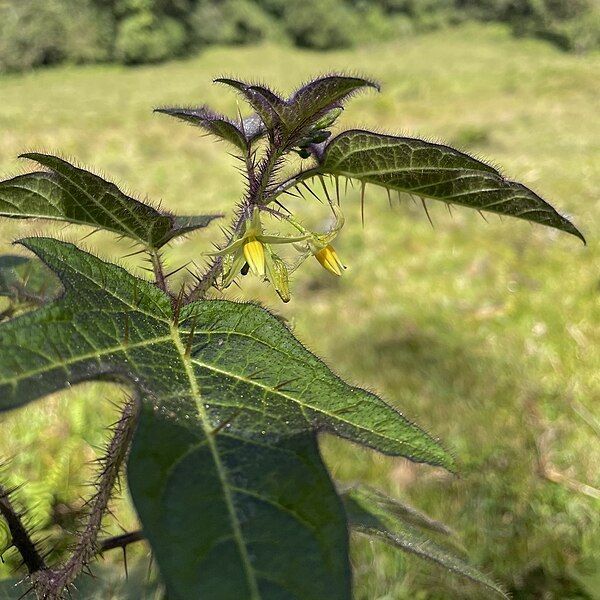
[149,249,167,293]
[33,395,140,599]
[187,144,284,301]
[0,485,46,574]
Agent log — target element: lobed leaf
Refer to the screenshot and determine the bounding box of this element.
[311,130,584,242]
[343,486,509,599]
[0,154,221,249]
[0,237,453,599]
[155,106,249,152]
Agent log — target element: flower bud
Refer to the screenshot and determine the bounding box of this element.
[314,244,345,277]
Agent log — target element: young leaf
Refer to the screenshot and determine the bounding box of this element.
[215,76,378,145]
[288,75,378,128]
[155,106,249,152]
[0,154,221,249]
[0,238,452,599]
[343,486,509,599]
[307,130,584,242]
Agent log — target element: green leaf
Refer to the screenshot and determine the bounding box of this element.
[215,76,378,145]
[0,238,452,599]
[0,154,221,249]
[155,106,249,152]
[343,486,509,599]
[289,76,378,126]
[312,130,584,242]
[129,424,350,599]
[0,255,59,305]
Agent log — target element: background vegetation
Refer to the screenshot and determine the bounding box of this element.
[0,21,598,599]
[1,0,599,73]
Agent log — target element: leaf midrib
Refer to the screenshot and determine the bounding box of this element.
[170,322,261,600]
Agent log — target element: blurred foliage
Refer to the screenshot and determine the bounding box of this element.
[0,0,598,73]
[0,21,598,599]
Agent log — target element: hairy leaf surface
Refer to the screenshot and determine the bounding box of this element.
[343,486,508,599]
[215,76,377,144]
[155,107,249,152]
[0,238,452,599]
[309,130,583,241]
[0,154,221,248]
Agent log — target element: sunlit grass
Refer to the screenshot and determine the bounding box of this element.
[0,23,598,598]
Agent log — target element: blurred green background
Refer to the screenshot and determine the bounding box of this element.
[1,0,599,74]
[0,13,599,600]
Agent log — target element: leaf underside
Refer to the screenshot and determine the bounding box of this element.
[307,130,583,242]
[0,238,452,599]
[0,154,221,248]
[343,486,509,599]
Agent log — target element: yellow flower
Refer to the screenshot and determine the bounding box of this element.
[243,237,265,276]
[314,244,345,277]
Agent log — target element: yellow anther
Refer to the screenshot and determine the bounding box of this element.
[314,244,345,277]
[243,237,265,276]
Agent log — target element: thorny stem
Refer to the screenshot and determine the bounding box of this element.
[0,485,46,574]
[187,143,284,301]
[33,395,141,600]
[149,249,167,293]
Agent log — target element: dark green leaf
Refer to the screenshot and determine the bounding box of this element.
[0,238,452,599]
[313,130,584,242]
[130,423,350,599]
[155,106,248,152]
[343,486,509,599]
[0,154,221,248]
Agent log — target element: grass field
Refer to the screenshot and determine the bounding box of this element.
[0,23,598,599]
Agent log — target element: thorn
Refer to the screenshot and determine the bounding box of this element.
[335,176,340,205]
[274,377,300,391]
[123,546,128,580]
[478,209,489,223]
[164,262,190,280]
[318,175,332,205]
[172,286,185,325]
[446,202,453,216]
[185,316,197,357]
[79,228,101,242]
[397,191,402,206]
[421,198,434,228]
[301,181,322,203]
[274,199,291,215]
[386,188,392,209]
